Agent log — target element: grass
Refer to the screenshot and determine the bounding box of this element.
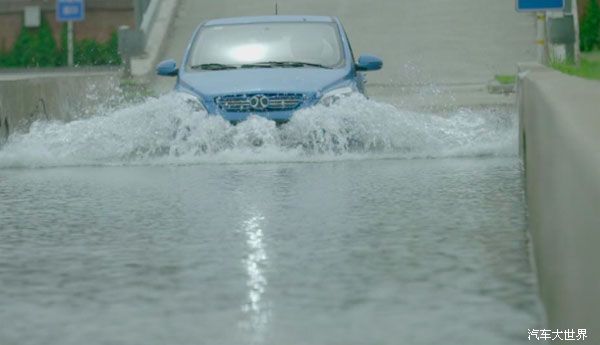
[494,74,517,85]
[583,50,600,62]
[550,51,600,80]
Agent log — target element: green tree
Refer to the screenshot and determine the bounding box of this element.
[8,17,59,67]
[580,0,600,51]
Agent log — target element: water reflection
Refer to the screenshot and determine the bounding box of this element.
[240,213,269,342]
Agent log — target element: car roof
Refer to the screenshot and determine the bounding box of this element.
[204,15,337,26]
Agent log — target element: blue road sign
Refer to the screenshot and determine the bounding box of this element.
[56,0,85,22]
[517,0,564,12]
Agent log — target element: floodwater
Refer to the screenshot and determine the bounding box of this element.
[0,94,542,344]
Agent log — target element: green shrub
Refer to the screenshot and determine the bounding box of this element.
[59,25,122,66]
[580,0,600,51]
[0,50,8,67]
[73,32,122,66]
[0,20,122,68]
[5,16,59,67]
[0,39,8,66]
[57,23,68,66]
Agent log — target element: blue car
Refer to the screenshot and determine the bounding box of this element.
[156,15,382,123]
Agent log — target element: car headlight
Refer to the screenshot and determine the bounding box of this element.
[178,91,207,112]
[318,86,355,106]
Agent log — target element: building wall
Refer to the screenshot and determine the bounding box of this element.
[0,0,134,52]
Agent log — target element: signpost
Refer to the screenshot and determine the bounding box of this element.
[56,0,85,67]
[517,0,566,64]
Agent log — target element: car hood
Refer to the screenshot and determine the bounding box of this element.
[178,68,350,96]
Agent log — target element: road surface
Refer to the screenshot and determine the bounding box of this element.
[156,0,536,109]
[0,1,542,344]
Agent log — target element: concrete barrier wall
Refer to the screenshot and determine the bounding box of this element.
[0,71,119,144]
[518,62,600,338]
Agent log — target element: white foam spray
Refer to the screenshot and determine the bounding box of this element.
[0,93,517,168]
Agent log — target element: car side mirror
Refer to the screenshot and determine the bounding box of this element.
[356,54,383,71]
[156,59,179,77]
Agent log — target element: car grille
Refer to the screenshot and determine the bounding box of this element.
[215,93,305,112]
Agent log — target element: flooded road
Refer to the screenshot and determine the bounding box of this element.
[0,96,542,344]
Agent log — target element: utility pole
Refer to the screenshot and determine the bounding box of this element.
[570,0,581,66]
[561,0,581,65]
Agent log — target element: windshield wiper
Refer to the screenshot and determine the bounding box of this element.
[241,61,332,69]
[190,63,239,71]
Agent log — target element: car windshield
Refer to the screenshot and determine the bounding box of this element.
[188,22,344,70]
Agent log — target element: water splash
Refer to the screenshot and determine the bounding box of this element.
[0,93,517,168]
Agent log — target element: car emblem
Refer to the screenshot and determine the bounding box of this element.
[249,95,270,110]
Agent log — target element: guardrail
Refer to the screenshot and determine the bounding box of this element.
[518,62,600,339]
[129,0,179,78]
[0,70,120,144]
[138,0,159,35]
